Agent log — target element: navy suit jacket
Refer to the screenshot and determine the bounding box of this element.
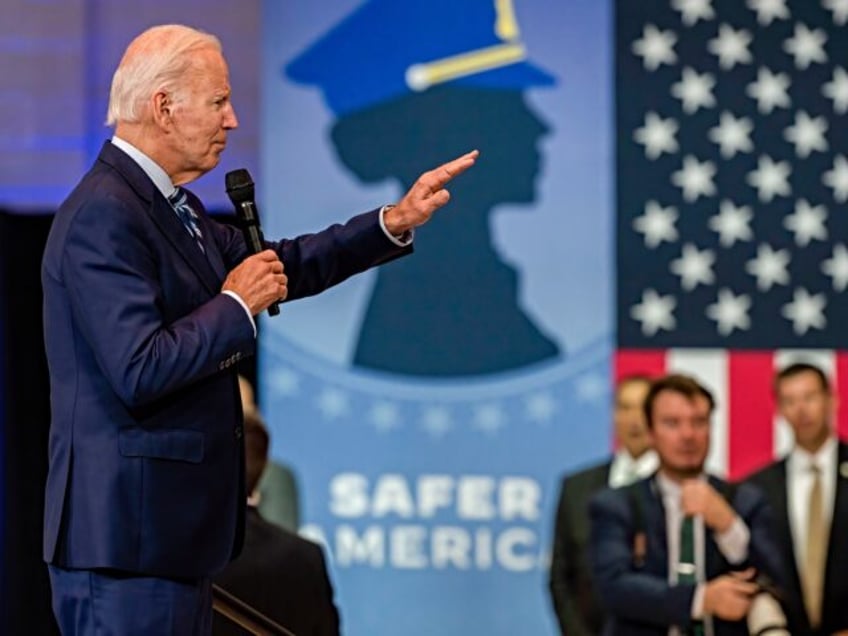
[589,475,786,636]
[746,442,848,636]
[42,142,410,578]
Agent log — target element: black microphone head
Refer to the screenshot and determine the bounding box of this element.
[225,169,255,205]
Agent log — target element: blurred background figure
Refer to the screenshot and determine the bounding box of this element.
[239,375,300,531]
[747,363,848,636]
[549,375,656,635]
[213,408,340,636]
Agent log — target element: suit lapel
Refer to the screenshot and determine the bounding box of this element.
[97,142,224,296]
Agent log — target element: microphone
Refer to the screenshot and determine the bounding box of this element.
[225,169,280,316]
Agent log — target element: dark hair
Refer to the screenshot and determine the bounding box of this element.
[643,374,715,427]
[774,362,830,395]
[243,410,269,494]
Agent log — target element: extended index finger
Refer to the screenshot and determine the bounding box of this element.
[424,149,479,191]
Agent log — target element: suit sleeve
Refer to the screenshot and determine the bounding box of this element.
[549,478,593,636]
[212,208,411,301]
[60,197,255,408]
[733,483,788,591]
[589,488,697,629]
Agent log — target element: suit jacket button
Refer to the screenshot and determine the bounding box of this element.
[234,426,243,440]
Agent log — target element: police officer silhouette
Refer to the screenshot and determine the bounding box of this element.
[287,0,561,376]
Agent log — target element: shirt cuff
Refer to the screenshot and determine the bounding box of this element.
[222,290,257,337]
[714,515,750,565]
[379,204,414,246]
[691,583,706,619]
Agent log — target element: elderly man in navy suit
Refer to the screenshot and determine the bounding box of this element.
[41,23,476,635]
[589,375,786,635]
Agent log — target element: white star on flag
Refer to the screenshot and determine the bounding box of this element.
[709,200,753,246]
[671,243,716,290]
[783,23,828,70]
[708,24,753,69]
[822,244,848,291]
[747,67,791,114]
[672,67,716,113]
[634,112,679,159]
[746,244,791,291]
[824,0,848,26]
[784,110,828,158]
[672,0,715,25]
[632,24,678,71]
[706,288,751,335]
[784,199,828,246]
[633,200,679,247]
[746,0,790,26]
[673,155,717,201]
[709,111,754,158]
[747,155,791,202]
[823,155,848,202]
[631,289,677,336]
[782,288,827,335]
[822,67,848,114]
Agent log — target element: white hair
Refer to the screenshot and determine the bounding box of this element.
[106,24,221,126]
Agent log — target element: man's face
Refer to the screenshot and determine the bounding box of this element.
[776,370,833,452]
[650,390,711,480]
[614,380,652,458]
[167,47,238,183]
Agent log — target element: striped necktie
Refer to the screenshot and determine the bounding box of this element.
[169,188,205,253]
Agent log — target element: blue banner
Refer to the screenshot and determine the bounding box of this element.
[259,1,612,634]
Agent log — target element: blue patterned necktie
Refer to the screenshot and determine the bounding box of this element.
[169,188,205,253]
[679,515,704,636]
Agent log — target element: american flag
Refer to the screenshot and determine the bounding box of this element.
[615,0,848,479]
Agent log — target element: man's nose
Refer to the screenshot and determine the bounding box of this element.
[224,104,239,129]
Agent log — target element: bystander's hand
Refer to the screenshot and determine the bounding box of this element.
[703,571,759,621]
[681,480,736,532]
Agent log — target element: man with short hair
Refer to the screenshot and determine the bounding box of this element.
[42,23,476,635]
[549,375,657,635]
[589,374,785,635]
[746,363,848,636]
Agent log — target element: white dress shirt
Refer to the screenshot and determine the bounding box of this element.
[608,448,659,488]
[786,435,838,573]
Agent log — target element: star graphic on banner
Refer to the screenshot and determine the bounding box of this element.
[822,244,848,291]
[634,112,679,159]
[747,0,790,25]
[421,406,452,438]
[632,24,678,71]
[672,155,717,201]
[709,200,753,247]
[473,403,506,435]
[672,0,715,26]
[525,392,557,424]
[783,23,828,70]
[709,111,754,158]
[370,401,401,432]
[823,155,848,202]
[317,388,350,419]
[747,155,791,202]
[269,368,300,396]
[633,200,679,248]
[784,111,828,158]
[631,289,677,336]
[671,243,716,290]
[706,288,751,335]
[782,288,827,335]
[746,244,791,291]
[823,67,848,114]
[747,67,791,114]
[672,67,716,113]
[708,24,753,69]
[784,199,828,246]
[824,0,848,25]
[575,373,608,403]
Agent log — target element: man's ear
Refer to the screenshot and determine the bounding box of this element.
[151,91,173,127]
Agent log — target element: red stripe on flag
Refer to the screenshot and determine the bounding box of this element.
[836,352,848,441]
[727,352,775,480]
[614,349,667,381]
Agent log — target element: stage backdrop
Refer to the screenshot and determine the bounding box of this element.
[259,1,612,634]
